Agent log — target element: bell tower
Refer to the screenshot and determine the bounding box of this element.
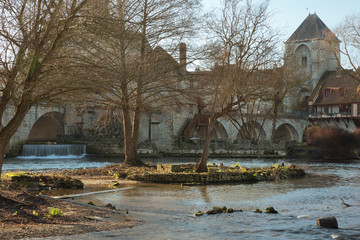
[284,14,340,92]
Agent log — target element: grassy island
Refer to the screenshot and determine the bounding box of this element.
[104,162,306,185]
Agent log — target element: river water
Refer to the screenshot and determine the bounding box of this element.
[4,157,360,239]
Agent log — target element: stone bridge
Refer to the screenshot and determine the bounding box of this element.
[137,112,310,153]
[7,104,310,154]
[7,105,67,151]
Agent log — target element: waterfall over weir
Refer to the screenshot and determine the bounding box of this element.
[21,144,86,158]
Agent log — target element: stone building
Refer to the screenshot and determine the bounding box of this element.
[284,13,340,103]
[6,13,348,156]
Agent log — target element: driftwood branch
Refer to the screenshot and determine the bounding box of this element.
[341,198,351,207]
[340,197,360,207]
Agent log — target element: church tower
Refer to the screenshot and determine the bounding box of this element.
[284,14,340,95]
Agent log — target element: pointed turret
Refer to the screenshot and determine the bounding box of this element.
[286,13,339,43]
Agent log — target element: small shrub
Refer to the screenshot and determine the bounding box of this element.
[48,208,63,217]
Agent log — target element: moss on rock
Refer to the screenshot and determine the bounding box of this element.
[4,172,84,190]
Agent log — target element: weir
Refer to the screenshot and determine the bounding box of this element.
[21,144,86,158]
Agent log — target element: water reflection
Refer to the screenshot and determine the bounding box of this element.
[199,186,211,203]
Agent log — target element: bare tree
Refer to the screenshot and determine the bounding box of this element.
[0,0,88,177]
[334,14,360,80]
[193,0,279,172]
[70,0,201,165]
[228,96,270,144]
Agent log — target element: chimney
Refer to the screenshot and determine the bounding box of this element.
[180,43,187,75]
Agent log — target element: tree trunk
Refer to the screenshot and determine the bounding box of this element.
[122,108,143,166]
[0,145,4,179]
[131,108,141,161]
[0,95,31,177]
[122,108,134,164]
[195,120,215,173]
[271,103,278,142]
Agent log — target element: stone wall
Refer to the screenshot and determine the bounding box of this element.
[127,165,306,184]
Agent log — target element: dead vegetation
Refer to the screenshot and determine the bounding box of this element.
[0,186,136,239]
[306,126,360,160]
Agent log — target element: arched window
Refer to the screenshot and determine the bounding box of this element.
[295,44,311,71]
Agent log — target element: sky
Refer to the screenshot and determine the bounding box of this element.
[203,0,359,43]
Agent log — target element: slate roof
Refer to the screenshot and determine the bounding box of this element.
[286,14,339,43]
[309,71,360,106]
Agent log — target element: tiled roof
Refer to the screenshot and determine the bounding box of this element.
[286,14,339,43]
[309,71,360,106]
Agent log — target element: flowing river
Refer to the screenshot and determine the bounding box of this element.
[3,157,360,239]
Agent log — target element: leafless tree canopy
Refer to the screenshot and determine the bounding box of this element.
[335,14,360,80]
[193,0,280,172]
[67,0,201,165]
[0,0,88,176]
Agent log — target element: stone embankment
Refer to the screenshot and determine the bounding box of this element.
[125,163,306,185]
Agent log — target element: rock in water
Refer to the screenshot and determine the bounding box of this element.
[226,208,234,213]
[316,216,338,229]
[194,211,203,217]
[254,208,262,213]
[105,203,116,209]
[213,206,223,213]
[265,206,278,214]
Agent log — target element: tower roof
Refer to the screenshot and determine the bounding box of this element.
[286,13,339,43]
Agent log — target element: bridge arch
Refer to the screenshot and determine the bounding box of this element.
[27,111,64,143]
[273,123,299,142]
[236,121,266,141]
[183,115,228,141]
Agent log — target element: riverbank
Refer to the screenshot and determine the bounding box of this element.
[0,185,137,239]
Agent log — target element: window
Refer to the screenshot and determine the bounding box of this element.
[302,56,307,67]
[325,89,331,97]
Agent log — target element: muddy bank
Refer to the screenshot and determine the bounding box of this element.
[0,187,137,240]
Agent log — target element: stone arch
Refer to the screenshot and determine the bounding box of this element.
[183,115,228,141]
[194,121,228,140]
[236,121,266,141]
[296,87,311,111]
[274,123,299,142]
[298,87,310,100]
[27,112,64,143]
